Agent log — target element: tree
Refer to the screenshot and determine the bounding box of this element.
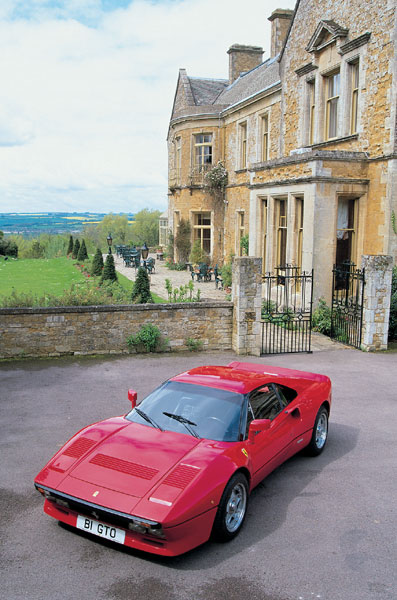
[98,214,131,244]
[175,218,191,263]
[101,253,118,283]
[77,239,88,261]
[0,235,18,257]
[30,241,44,259]
[130,209,161,247]
[131,267,153,303]
[72,239,80,259]
[67,235,74,255]
[91,248,104,276]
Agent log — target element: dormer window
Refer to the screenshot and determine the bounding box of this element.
[306,20,348,53]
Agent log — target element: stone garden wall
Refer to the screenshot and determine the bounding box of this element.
[0,302,233,359]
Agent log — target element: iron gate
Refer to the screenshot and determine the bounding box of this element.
[261,266,313,355]
[331,263,365,348]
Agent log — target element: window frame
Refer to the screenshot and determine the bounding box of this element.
[175,136,181,184]
[193,133,213,171]
[325,70,340,140]
[336,197,358,267]
[275,197,288,268]
[350,61,359,135]
[236,210,245,256]
[244,383,292,438]
[261,113,269,162]
[239,122,248,169]
[308,80,316,145]
[192,211,212,255]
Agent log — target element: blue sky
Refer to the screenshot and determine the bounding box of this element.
[0,0,294,214]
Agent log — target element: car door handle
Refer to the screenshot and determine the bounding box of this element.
[285,407,300,417]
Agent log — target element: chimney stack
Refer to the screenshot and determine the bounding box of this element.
[268,9,294,58]
[227,44,264,84]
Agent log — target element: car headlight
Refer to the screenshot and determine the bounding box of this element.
[128,518,165,539]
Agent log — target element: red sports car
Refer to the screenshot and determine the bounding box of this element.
[35,362,331,556]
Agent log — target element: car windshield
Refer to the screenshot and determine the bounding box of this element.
[126,381,244,442]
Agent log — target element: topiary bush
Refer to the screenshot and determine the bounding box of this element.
[101,253,118,283]
[67,235,74,255]
[72,239,80,259]
[77,239,88,261]
[131,266,152,303]
[91,248,104,276]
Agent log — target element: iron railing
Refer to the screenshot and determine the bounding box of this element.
[331,263,365,348]
[190,164,212,186]
[261,266,313,354]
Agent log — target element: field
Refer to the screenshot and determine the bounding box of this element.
[0,257,164,303]
[0,212,135,236]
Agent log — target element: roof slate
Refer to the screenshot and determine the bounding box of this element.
[189,77,228,105]
[216,58,280,106]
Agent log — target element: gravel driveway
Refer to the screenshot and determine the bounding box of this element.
[1,348,395,600]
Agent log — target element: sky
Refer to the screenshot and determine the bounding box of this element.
[0,0,294,214]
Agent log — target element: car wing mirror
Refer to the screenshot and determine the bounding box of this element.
[128,389,137,408]
[248,419,271,443]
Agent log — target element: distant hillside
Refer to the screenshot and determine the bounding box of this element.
[0,213,135,236]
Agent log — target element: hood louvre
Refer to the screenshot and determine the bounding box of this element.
[63,437,96,459]
[89,453,159,480]
[162,464,199,489]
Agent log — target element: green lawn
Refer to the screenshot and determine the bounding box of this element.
[0,256,165,303]
[0,257,85,296]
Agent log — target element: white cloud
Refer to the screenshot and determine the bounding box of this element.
[0,0,294,213]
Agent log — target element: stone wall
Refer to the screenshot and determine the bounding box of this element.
[361,255,393,351]
[0,302,233,359]
[232,257,262,356]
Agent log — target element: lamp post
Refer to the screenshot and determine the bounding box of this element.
[141,242,149,269]
[106,233,113,255]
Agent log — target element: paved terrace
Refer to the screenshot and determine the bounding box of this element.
[113,253,228,302]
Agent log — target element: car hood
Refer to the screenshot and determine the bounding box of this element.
[64,421,202,500]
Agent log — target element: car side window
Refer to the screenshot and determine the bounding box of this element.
[245,384,281,437]
[249,385,281,420]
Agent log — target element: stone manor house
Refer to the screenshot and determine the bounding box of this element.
[167,0,397,304]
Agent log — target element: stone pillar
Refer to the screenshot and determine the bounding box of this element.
[361,255,393,351]
[232,257,262,356]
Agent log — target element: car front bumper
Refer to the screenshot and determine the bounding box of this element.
[38,486,217,557]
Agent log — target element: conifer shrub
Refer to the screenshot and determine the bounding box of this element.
[131,267,153,303]
[77,239,89,261]
[67,235,74,255]
[174,218,191,263]
[91,248,104,276]
[189,240,210,266]
[72,239,80,259]
[101,253,118,283]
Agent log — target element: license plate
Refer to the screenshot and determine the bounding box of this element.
[76,515,126,544]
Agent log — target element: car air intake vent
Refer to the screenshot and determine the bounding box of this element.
[162,464,199,489]
[63,437,96,458]
[90,453,159,480]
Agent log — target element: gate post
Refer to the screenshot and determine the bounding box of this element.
[361,255,393,351]
[232,257,262,356]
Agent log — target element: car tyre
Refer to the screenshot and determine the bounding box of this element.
[306,405,328,456]
[212,472,249,542]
